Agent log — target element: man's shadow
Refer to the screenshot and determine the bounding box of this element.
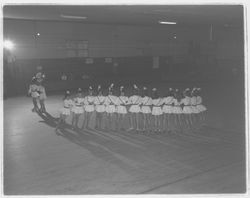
[36,110,84,131]
[36,110,58,127]
[34,110,154,174]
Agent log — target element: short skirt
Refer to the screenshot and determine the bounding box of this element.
[117,105,127,114]
[39,93,47,100]
[31,92,39,98]
[152,106,163,115]
[106,105,116,113]
[71,106,84,114]
[85,105,95,112]
[172,106,183,114]
[129,105,141,113]
[191,106,200,114]
[196,104,207,112]
[162,105,173,114]
[96,105,106,113]
[182,106,193,114]
[141,106,151,114]
[59,107,71,115]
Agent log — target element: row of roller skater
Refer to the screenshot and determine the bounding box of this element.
[55,84,207,133]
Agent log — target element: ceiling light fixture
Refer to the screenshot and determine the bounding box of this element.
[60,14,88,20]
[159,21,177,25]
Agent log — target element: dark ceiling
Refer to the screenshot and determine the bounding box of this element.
[3,5,244,27]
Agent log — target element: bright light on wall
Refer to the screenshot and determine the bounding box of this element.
[4,40,15,50]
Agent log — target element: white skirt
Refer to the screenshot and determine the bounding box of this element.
[191,106,200,114]
[85,105,95,112]
[39,93,47,100]
[129,105,141,113]
[152,106,163,115]
[96,105,106,113]
[59,107,71,115]
[172,106,183,114]
[117,105,127,114]
[182,106,193,114]
[141,106,151,114]
[162,105,173,114]
[31,92,39,98]
[106,105,116,113]
[71,106,84,114]
[196,104,207,112]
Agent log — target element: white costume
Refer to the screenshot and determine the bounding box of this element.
[84,96,95,112]
[162,96,174,114]
[29,84,39,98]
[172,98,183,114]
[37,85,47,100]
[141,96,152,114]
[190,96,200,113]
[116,96,128,114]
[94,95,106,113]
[60,99,74,115]
[181,96,193,114]
[196,96,207,112]
[72,97,84,114]
[152,98,163,115]
[128,95,141,113]
[105,95,117,113]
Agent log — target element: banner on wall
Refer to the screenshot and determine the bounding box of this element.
[153,56,159,69]
[78,50,88,57]
[78,40,88,49]
[66,40,88,49]
[66,40,89,58]
[105,57,112,63]
[85,58,93,64]
[66,40,77,49]
[67,49,76,57]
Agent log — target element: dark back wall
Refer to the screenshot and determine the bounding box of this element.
[4,55,243,98]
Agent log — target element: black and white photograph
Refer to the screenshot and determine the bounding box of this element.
[1,1,248,196]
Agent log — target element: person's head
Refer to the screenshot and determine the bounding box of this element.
[120,86,125,96]
[191,87,197,96]
[108,83,114,95]
[187,88,192,97]
[88,86,93,95]
[152,88,159,99]
[77,88,82,97]
[174,89,180,98]
[196,88,201,95]
[142,87,148,97]
[97,85,103,96]
[133,84,139,95]
[64,90,71,99]
[168,87,174,96]
[108,88,113,95]
[183,88,191,97]
[31,76,37,84]
[175,89,183,101]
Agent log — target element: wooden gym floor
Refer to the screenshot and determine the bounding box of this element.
[3,83,246,194]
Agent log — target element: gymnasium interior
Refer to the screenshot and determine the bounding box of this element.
[3,5,246,195]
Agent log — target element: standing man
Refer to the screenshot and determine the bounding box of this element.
[35,66,46,84]
[28,77,40,112]
[35,66,47,113]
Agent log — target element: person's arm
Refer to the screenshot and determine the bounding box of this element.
[28,85,32,96]
[160,97,165,106]
[138,96,143,106]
